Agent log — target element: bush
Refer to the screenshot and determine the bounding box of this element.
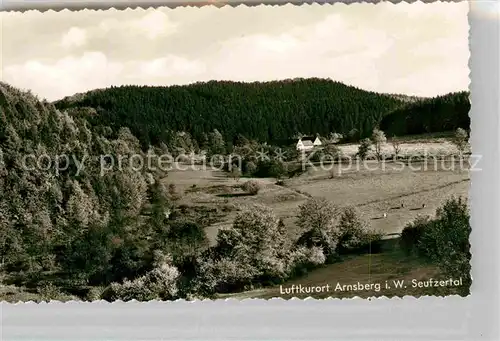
[242,180,261,195]
[336,207,383,255]
[86,286,106,301]
[357,138,372,160]
[295,198,340,260]
[196,205,291,294]
[244,160,257,175]
[402,197,471,295]
[400,216,431,256]
[417,197,470,286]
[253,159,287,179]
[102,252,180,301]
[193,257,259,294]
[296,197,339,233]
[286,246,326,278]
[37,283,64,302]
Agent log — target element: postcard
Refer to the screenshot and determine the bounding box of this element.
[0,1,471,302]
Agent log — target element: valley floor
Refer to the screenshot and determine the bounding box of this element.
[169,158,469,244]
[163,140,470,299]
[0,139,470,301]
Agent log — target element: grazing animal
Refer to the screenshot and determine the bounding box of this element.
[422,203,426,209]
[383,212,387,218]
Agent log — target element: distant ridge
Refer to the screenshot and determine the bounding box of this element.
[54,78,470,149]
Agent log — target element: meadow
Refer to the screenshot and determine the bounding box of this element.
[169,139,469,241]
[157,139,470,299]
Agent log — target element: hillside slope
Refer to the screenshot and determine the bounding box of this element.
[55,79,470,150]
[54,78,405,149]
[0,82,171,289]
[380,91,470,137]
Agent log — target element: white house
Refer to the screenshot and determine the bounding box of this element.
[296,136,322,151]
[296,138,314,151]
[313,137,322,147]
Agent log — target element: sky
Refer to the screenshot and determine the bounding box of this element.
[0,2,469,101]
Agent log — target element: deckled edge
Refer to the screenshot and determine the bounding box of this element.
[0,0,473,305]
[0,294,472,305]
[0,0,467,13]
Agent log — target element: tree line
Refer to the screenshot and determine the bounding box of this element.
[379,91,470,137]
[54,78,469,151]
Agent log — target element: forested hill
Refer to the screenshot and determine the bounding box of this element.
[380,91,470,137]
[54,78,470,150]
[0,82,170,289]
[54,79,404,149]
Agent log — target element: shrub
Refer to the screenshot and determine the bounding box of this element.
[357,138,372,160]
[336,207,382,254]
[324,144,342,159]
[296,197,339,234]
[295,198,340,260]
[404,197,471,295]
[86,286,106,301]
[417,197,470,284]
[244,160,257,175]
[102,252,180,301]
[286,246,326,278]
[400,215,431,256]
[37,283,63,302]
[196,205,291,294]
[242,180,261,195]
[254,159,287,179]
[309,148,340,164]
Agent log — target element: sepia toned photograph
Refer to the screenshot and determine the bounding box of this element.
[0,2,471,302]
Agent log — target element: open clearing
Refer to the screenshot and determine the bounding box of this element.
[166,159,469,242]
[338,139,464,159]
[161,140,469,298]
[287,160,469,235]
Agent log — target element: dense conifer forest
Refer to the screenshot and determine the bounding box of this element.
[380,91,471,137]
[54,79,470,150]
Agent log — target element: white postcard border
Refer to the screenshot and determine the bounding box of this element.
[1,1,499,340]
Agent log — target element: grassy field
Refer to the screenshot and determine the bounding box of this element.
[159,140,470,299]
[167,159,469,242]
